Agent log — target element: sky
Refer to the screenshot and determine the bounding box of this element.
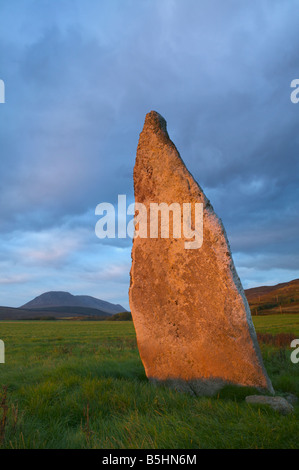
[0,0,298,309]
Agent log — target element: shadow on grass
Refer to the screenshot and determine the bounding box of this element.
[216,385,266,402]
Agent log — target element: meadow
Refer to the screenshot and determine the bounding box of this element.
[0,315,298,449]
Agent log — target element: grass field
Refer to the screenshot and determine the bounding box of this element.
[0,316,298,449]
[253,314,299,334]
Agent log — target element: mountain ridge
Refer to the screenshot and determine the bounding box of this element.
[245,279,299,301]
[1,279,298,320]
[20,291,127,315]
[245,278,299,315]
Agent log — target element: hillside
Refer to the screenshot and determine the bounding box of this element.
[0,305,111,321]
[1,280,298,321]
[21,291,127,314]
[245,278,299,316]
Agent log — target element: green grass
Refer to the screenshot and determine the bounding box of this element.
[0,317,298,449]
[253,314,299,335]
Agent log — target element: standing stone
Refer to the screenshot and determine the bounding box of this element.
[129,111,274,396]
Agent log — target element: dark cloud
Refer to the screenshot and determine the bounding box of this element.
[0,0,298,306]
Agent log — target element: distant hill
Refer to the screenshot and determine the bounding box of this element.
[21,291,127,315]
[0,305,111,321]
[1,281,298,321]
[245,278,299,315]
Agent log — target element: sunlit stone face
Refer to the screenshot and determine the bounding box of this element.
[129,111,274,396]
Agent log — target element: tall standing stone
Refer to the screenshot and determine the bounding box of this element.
[129,111,274,396]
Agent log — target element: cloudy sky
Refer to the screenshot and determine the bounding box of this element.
[0,0,298,309]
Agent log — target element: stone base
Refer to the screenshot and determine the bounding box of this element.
[149,376,272,397]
